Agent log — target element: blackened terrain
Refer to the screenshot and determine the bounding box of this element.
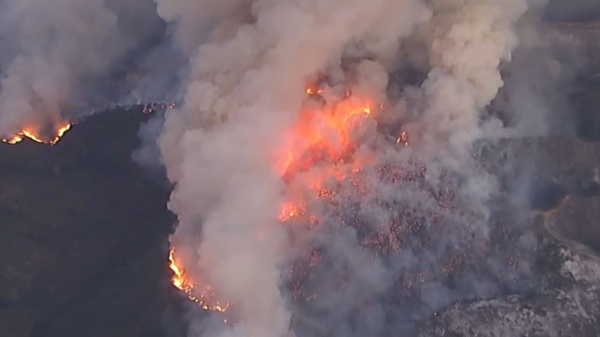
[0,107,179,337]
[3,2,600,336]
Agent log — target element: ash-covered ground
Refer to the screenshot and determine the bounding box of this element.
[2,3,600,337]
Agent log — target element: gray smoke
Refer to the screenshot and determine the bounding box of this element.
[156,0,545,337]
[0,0,167,138]
[0,0,574,335]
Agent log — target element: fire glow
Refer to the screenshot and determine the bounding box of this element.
[276,85,376,178]
[168,82,495,321]
[1,102,175,146]
[1,123,72,146]
[168,248,230,313]
[168,84,404,311]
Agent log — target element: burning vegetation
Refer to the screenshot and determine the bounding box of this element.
[165,80,509,321]
[165,82,390,314]
[1,102,177,147]
[3,0,596,335]
[166,71,538,332]
[1,123,72,146]
[169,248,230,313]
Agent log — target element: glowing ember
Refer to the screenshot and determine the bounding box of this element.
[396,131,409,147]
[2,134,23,144]
[305,86,323,96]
[275,91,377,177]
[279,201,305,222]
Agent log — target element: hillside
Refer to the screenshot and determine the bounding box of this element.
[0,107,179,337]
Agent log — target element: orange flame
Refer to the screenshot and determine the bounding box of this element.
[275,94,375,177]
[2,134,23,144]
[396,131,409,147]
[279,201,304,222]
[168,86,401,313]
[305,86,323,96]
[1,123,72,146]
[271,87,386,238]
[168,248,230,313]
[49,124,72,145]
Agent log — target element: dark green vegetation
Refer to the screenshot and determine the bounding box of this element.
[0,107,178,337]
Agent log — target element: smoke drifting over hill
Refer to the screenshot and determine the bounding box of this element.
[0,0,167,138]
[155,1,549,337]
[0,0,578,336]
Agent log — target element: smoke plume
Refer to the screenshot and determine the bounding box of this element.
[157,0,542,336]
[0,0,166,139]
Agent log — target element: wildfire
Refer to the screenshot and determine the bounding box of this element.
[275,87,378,177]
[168,248,230,313]
[396,131,409,147]
[305,86,323,96]
[1,123,72,146]
[1,101,175,146]
[168,84,410,312]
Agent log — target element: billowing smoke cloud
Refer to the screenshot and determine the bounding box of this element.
[157,0,542,336]
[0,0,167,139]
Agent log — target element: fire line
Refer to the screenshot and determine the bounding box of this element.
[167,84,403,312]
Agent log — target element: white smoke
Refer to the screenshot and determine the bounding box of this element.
[157,0,536,336]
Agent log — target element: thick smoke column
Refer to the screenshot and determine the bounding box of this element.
[0,0,165,139]
[158,0,533,336]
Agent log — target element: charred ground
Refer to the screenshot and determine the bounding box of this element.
[2,3,600,337]
[0,107,181,337]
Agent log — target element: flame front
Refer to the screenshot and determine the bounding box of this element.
[275,90,377,179]
[1,122,72,146]
[2,134,23,144]
[168,248,230,313]
[168,85,405,311]
[50,124,72,145]
[1,101,173,146]
[274,85,388,214]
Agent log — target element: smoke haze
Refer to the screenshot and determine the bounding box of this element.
[155,0,547,336]
[0,0,167,138]
[0,0,572,336]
